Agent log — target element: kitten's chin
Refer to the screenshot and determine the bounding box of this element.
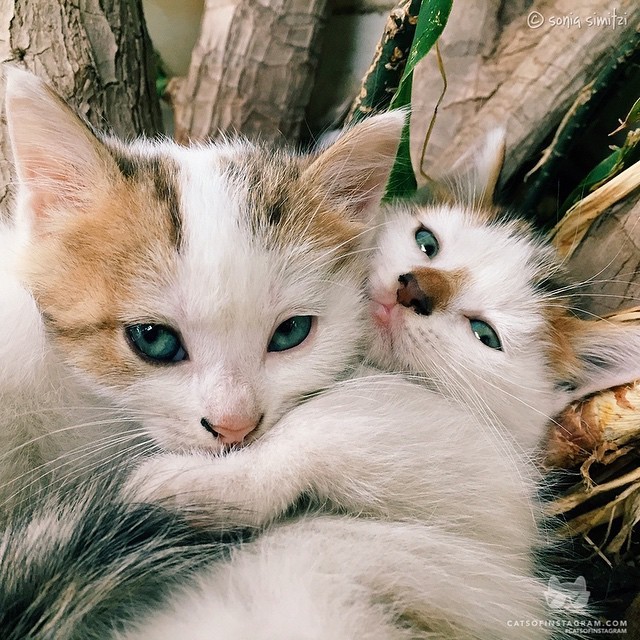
[366,325,400,372]
[366,310,425,375]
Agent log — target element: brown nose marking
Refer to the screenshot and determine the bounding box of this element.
[397,268,460,314]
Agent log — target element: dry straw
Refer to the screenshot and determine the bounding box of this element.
[550,160,640,259]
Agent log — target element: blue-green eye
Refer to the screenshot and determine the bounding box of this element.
[268,316,313,352]
[126,324,187,363]
[469,319,502,351]
[415,227,439,258]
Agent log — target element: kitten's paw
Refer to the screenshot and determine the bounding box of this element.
[124,453,285,529]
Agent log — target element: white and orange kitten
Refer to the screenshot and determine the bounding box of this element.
[0,68,399,508]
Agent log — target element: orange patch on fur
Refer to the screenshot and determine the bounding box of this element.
[291,186,366,256]
[20,166,180,386]
[411,267,467,311]
[545,309,583,384]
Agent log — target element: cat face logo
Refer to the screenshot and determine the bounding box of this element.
[544,576,590,612]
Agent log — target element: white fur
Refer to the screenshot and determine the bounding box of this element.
[105,143,370,452]
[128,370,552,638]
[367,201,640,453]
[367,204,564,452]
[132,374,539,561]
[125,193,640,637]
[0,224,137,511]
[123,517,548,640]
[0,69,399,506]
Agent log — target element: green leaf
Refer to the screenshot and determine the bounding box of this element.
[154,49,169,98]
[625,97,640,128]
[385,0,453,199]
[562,128,640,212]
[156,74,168,98]
[610,97,640,135]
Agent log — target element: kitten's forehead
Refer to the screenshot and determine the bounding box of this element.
[132,141,366,330]
[218,144,362,252]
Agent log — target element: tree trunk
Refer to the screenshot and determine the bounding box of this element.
[564,194,640,318]
[0,0,162,217]
[408,0,508,182]
[169,0,328,145]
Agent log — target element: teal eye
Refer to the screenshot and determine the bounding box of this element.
[469,319,502,351]
[126,324,187,363]
[415,228,439,258]
[268,316,313,352]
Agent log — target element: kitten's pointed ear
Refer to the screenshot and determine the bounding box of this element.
[301,111,405,221]
[566,319,640,400]
[4,67,116,224]
[418,128,506,208]
[449,128,506,208]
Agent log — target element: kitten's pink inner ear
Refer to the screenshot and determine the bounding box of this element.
[4,67,116,221]
[446,128,506,209]
[302,111,405,222]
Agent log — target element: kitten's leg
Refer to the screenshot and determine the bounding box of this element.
[128,404,385,526]
[127,417,331,528]
[128,381,415,526]
[279,517,552,640]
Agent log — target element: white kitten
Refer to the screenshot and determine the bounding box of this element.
[5,71,636,638]
[367,188,640,452]
[0,68,401,509]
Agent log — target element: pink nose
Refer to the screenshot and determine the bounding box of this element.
[201,414,260,444]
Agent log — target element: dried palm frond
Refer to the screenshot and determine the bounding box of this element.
[545,307,640,557]
[550,160,640,258]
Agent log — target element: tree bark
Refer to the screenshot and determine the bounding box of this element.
[169,0,328,145]
[0,0,162,217]
[408,0,507,182]
[409,0,640,185]
[564,193,640,318]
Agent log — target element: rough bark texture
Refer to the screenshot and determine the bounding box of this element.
[408,0,507,182]
[169,0,328,145]
[410,0,640,185]
[565,193,640,317]
[0,0,162,218]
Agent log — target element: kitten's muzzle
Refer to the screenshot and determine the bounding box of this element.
[397,273,433,316]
